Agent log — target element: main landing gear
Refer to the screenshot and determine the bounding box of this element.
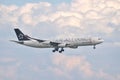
[52,47,64,53]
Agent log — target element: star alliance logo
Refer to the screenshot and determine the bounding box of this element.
[18,34,24,39]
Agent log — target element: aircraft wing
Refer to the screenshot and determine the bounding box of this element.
[49,41,71,47]
[50,41,77,48]
[10,40,24,44]
[25,35,45,42]
[34,38,45,42]
[32,38,61,46]
[25,35,67,47]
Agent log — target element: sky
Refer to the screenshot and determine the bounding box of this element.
[0,0,120,80]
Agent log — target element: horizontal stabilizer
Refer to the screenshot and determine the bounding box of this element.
[10,40,24,44]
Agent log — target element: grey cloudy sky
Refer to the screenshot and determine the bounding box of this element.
[0,0,120,80]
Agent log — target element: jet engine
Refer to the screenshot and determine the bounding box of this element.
[58,43,67,47]
[69,46,78,49]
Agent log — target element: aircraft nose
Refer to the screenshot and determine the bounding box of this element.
[99,39,104,43]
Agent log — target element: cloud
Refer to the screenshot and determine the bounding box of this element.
[19,2,52,26]
[0,2,52,26]
[0,0,120,80]
[1,0,120,36]
[55,16,81,27]
[1,54,118,80]
[71,0,93,13]
[19,2,51,15]
[52,54,94,77]
[51,54,120,80]
[106,0,120,9]
[0,5,18,25]
[49,67,70,78]
[85,10,102,19]
[0,57,21,80]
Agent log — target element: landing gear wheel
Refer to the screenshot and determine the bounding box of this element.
[61,48,64,52]
[59,51,62,53]
[52,47,59,53]
[52,50,56,52]
[52,48,64,53]
[93,45,96,49]
[58,48,64,53]
[55,48,59,51]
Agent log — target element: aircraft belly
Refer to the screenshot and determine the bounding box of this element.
[20,39,94,48]
[79,42,93,46]
[73,41,93,46]
[38,44,51,48]
[23,40,48,48]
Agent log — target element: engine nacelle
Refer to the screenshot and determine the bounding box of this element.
[58,43,66,47]
[69,46,78,49]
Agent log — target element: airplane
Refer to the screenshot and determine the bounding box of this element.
[10,28,104,53]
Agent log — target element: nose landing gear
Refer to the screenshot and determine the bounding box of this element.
[93,45,96,49]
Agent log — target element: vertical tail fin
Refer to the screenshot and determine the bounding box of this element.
[14,28,30,41]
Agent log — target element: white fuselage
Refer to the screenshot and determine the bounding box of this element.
[12,28,104,53]
[18,37,104,48]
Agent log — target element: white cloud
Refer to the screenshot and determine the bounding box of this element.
[85,10,102,19]
[20,2,51,15]
[0,2,52,26]
[1,0,120,36]
[55,16,81,27]
[106,0,120,9]
[21,14,33,25]
[49,11,83,22]
[51,54,120,80]
[52,54,94,77]
[0,60,21,80]
[0,5,18,13]
[20,3,34,15]
[0,5,18,25]
[71,0,93,13]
